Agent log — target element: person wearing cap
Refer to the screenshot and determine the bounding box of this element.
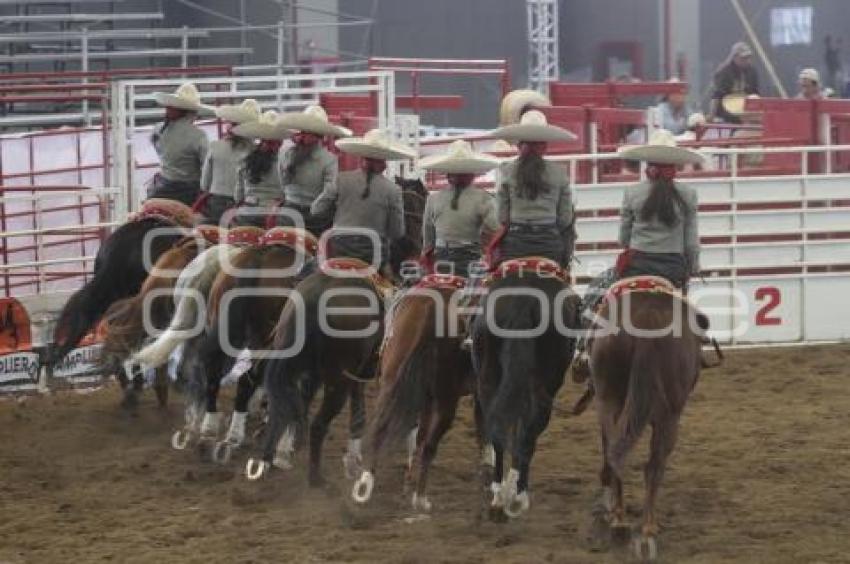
[489,110,577,268]
[418,140,501,279]
[149,82,211,205]
[311,129,413,271]
[572,129,704,383]
[199,100,261,225]
[277,105,350,235]
[711,42,760,124]
[797,68,826,100]
[231,111,291,227]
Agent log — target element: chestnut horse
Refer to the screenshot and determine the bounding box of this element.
[472,264,581,519]
[352,276,480,512]
[586,281,706,561]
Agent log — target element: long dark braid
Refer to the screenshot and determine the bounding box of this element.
[641,177,687,227]
[450,181,469,210]
[244,145,277,185]
[515,153,548,200]
[362,169,376,199]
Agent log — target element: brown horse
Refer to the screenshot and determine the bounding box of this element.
[352,275,479,512]
[587,282,706,561]
[99,235,210,408]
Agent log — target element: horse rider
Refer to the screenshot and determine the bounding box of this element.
[419,140,501,279]
[311,129,415,277]
[230,111,292,228]
[277,105,351,235]
[148,82,211,206]
[572,129,704,379]
[198,99,260,225]
[488,110,578,268]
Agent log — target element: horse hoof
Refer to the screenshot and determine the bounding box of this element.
[212,441,233,465]
[351,471,375,504]
[411,492,432,513]
[634,536,658,561]
[342,452,363,481]
[171,430,191,450]
[244,458,270,481]
[503,491,530,518]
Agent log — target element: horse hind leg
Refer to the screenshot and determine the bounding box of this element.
[343,383,366,479]
[411,396,458,513]
[308,382,350,487]
[153,366,169,408]
[213,370,262,465]
[502,394,555,519]
[634,417,680,562]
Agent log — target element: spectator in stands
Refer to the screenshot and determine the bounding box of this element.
[488,110,577,268]
[824,35,843,93]
[277,105,350,235]
[199,100,260,225]
[656,80,690,136]
[797,68,827,100]
[711,42,760,124]
[148,83,211,206]
[311,129,413,271]
[231,111,291,228]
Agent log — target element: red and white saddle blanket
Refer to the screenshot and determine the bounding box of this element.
[319,257,395,298]
[414,273,467,291]
[130,198,196,228]
[486,256,571,285]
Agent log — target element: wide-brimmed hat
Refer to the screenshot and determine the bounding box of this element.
[215,99,262,124]
[277,105,352,138]
[499,89,552,126]
[419,140,500,174]
[153,82,211,113]
[619,129,704,166]
[491,109,576,143]
[232,111,292,141]
[335,129,417,161]
[799,68,820,84]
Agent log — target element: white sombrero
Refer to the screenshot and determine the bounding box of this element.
[499,89,552,126]
[232,111,293,140]
[491,110,576,143]
[335,129,417,161]
[277,105,352,138]
[618,129,704,166]
[153,82,211,112]
[215,99,261,124]
[419,140,500,174]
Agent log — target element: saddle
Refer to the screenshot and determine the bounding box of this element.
[130,198,196,228]
[320,257,396,299]
[414,273,467,291]
[487,256,571,285]
[261,227,319,257]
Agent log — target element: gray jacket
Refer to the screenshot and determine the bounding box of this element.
[311,169,404,241]
[236,161,283,207]
[151,116,209,183]
[279,145,338,207]
[619,181,700,273]
[423,186,500,249]
[200,138,253,198]
[496,159,574,229]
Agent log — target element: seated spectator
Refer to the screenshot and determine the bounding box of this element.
[657,82,690,136]
[797,68,830,100]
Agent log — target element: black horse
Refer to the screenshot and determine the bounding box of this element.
[50,217,183,368]
[472,270,581,519]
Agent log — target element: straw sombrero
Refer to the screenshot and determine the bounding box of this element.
[153,82,211,112]
[499,89,552,126]
[278,105,352,138]
[215,99,262,124]
[419,140,500,174]
[618,129,704,166]
[232,111,292,140]
[491,110,576,143]
[335,129,417,161]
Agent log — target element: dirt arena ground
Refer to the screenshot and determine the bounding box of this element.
[1,343,849,563]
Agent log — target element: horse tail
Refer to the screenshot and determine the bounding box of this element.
[608,340,658,470]
[367,306,435,458]
[132,247,226,368]
[51,274,110,364]
[486,303,537,448]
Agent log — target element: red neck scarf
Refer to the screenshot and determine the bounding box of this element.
[645,164,677,181]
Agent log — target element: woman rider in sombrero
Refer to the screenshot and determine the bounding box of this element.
[573,129,704,379]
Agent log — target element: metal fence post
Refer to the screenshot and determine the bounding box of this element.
[81,26,90,126]
[181,25,189,69]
